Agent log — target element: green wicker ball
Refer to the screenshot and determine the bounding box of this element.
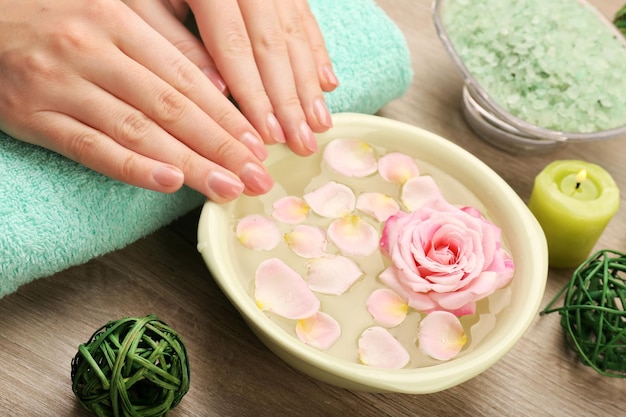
[542,250,626,378]
[71,315,190,417]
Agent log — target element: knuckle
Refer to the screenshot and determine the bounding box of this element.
[115,112,152,146]
[281,15,306,40]
[257,28,287,54]
[169,57,197,95]
[66,130,100,165]
[276,94,303,113]
[221,21,253,56]
[154,88,188,123]
[116,153,140,181]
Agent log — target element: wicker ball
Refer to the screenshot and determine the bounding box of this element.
[71,315,190,416]
[543,250,626,378]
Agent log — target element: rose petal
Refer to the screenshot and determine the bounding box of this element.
[236,214,282,250]
[366,289,408,327]
[327,215,379,257]
[378,152,419,184]
[418,311,467,360]
[296,312,341,350]
[255,258,320,319]
[306,255,363,295]
[323,138,378,177]
[303,181,356,218]
[285,225,327,258]
[272,196,310,224]
[357,326,410,368]
[400,176,444,212]
[356,192,401,222]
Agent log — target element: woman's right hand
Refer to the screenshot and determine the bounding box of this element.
[0,0,273,202]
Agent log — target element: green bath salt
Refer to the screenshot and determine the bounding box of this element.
[443,0,626,133]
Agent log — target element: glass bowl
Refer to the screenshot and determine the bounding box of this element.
[433,0,626,154]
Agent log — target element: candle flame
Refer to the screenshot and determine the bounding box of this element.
[576,169,587,183]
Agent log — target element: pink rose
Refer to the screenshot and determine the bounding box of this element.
[379,198,514,316]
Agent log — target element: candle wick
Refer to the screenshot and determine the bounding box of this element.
[575,182,581,190]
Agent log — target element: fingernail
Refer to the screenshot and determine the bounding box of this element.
[202,68,228,94]
[208,170,244,200]
[299,121,318,153]
[313,98,333,129]
[240,132,269,161]
[153,165,184,188]
[267,113,286,143]
[240,162,274,194]
[323,65,339,87]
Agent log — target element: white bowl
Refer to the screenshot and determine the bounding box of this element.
[197,113,548,393]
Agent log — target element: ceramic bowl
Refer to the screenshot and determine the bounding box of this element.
[433,0,626,154]
[197,113,548,394]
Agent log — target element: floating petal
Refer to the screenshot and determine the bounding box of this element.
[296,312,341,350]
[255,258,320,319]
[378,152,419,184]
[400,176,444,211]
[327,215,379,257]
[366,289,408,327]
[356,192,401,222]
[357,326,410,368]
[285,225,327,258]
[306,255,363,295]
[272,196,310,224]
[303,181,356,218]
[323,138,378,177]
[236,214,281,250]
[418,311,467,361]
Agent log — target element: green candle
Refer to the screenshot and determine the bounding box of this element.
[528,160,619,268]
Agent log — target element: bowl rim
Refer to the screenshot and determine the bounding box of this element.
[197,113,548,393]
[432,0,626,142]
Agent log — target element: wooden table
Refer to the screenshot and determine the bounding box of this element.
[1,1,624,415]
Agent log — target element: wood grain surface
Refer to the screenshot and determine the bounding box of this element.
[1,1,624,416]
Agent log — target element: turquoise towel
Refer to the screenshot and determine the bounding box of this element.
[0,0,412,298]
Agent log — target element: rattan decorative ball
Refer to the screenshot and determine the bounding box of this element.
[542,250,626,378]
[71,315,190,417]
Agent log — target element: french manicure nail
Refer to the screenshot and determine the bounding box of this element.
[267,113,286,143]
[314,98,333,129]
[153,165,184,188]
[240,132,269,161]
[299,121,318,153]
[240,162,274,194]
[208,170,244,200]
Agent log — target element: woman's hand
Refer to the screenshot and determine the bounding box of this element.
[124,0,339,156]
[0,0,273,202]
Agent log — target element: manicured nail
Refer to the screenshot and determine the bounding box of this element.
[153,165,184,188]
[314,98,333,129]
[267,113,286,143]
[202,68,228,94]
[299,121,318,153]
[240,162,274,194]
[208,170,244,200]
[240,132,268,161]
[323,65,339,87]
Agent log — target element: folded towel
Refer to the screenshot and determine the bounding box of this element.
[0,0,412,298]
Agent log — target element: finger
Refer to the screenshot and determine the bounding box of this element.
[294,0,339,92]
[30,111,190,195]
[81,55,272,197]
[108,6,273,192]
[228,0,317,155]
[274,0,333,132]
[185,0,287,147]
[123,0,228,94]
